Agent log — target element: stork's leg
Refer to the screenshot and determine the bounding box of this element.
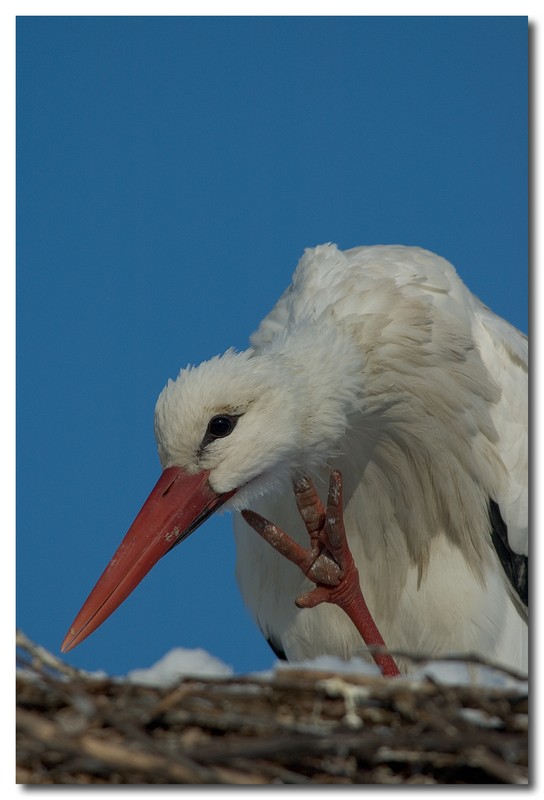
[241,471,400,677]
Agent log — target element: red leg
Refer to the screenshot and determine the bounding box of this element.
[241,471,400,677]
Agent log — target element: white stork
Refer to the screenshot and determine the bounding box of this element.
[62,244,528,675]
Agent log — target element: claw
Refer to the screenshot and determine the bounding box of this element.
[240,509,316,576]
[241,470,401,677]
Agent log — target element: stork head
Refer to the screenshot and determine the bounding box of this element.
[61,328,362,654]
[154,348,316,504]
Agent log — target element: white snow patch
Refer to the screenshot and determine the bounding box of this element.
[125,647,233,687]
[274,654,527,691]
[113,648,527,691]
[275,654,381,677]
[410,660,528,691]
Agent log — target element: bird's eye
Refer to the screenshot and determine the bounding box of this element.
[208,415,237,439]
[198,414,240,455]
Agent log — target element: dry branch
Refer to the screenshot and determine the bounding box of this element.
[16,632,528,785]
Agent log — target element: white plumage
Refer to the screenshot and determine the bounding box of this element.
[153,244,527,674]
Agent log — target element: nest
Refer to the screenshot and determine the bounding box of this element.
[16,631,528,785]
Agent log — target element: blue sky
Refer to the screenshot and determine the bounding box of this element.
[16,16,527,676]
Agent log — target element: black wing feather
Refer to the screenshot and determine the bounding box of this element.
[489,499,528,608]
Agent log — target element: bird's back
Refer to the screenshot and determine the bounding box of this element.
[251,244,475,350]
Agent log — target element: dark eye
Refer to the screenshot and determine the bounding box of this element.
[208,414,237,439]
[198,414,240,455]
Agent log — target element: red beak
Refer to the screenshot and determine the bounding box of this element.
[61,467,234,654]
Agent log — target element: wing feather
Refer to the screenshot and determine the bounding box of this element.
[473,302,528,558]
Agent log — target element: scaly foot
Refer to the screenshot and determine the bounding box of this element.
[241,470,400,677]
